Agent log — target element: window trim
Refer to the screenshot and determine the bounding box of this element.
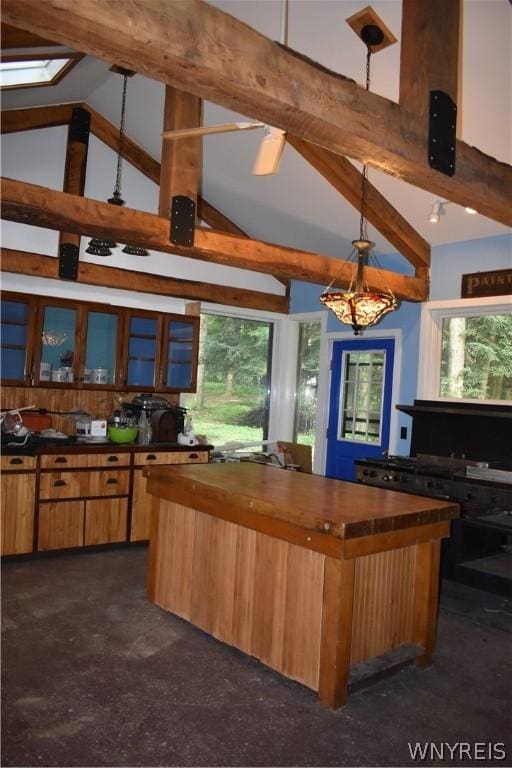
[417,296,512,405]
[180,302,288,448]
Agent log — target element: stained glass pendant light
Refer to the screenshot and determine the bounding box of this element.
[320,24,398,335]
[86,71,149,257]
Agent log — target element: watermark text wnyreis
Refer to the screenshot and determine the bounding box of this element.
[408,742,507,762]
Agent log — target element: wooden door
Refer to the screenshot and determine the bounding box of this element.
[130,470,151,541]
[84,498,128,545]
[38,501,85,550]
[1,473,36,554]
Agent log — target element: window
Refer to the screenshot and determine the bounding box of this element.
[182,313,274,448]
[293,320,321,447]
[0,54,82,90]
[418,297,512,403]
[338,350,385,443]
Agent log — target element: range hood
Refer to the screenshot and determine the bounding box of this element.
[396,400,512,420]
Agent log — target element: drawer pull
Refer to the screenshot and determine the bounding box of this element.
[55,457,68,464]
[9,458,23,465]
[146,454,157,461]
[189,453,198,459]
[106,478,118,485]
[54,480,66,487]
[107,456,119,462]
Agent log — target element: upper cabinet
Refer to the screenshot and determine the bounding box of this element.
[0,295,35,384]
[1,292,199,394]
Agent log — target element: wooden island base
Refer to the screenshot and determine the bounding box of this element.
[146,464,458,708]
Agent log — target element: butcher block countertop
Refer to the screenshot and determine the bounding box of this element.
[145,462,459,559]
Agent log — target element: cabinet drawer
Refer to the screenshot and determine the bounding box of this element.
[134,450,208,466]
[39,470,130,499]
[40,452,130,469]
[1,455,37,471]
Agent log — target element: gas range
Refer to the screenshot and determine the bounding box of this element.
[355,454,512,520]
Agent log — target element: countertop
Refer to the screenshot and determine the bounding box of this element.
[1,439,211,456]
[145,462,460,555]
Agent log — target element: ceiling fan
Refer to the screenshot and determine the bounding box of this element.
[161,1,289,176]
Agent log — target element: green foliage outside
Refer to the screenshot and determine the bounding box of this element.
[183,314,272,448]
[441,314,512,400]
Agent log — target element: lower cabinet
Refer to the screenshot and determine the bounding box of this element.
[130,450,209,542]
[1,467,36,555]
[1,447,210,555]
[38,501,84,551]
[85,498,128,546]
[131,471,151,542]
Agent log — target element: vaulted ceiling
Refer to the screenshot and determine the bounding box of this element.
[1,0,511,308]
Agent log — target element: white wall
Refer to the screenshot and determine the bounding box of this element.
[1,126,286,311]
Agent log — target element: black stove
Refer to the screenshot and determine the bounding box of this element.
[355,453,512,519]
[355,400,512,595]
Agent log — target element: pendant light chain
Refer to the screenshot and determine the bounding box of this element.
[359,46,372,242]
[112,74,128,202]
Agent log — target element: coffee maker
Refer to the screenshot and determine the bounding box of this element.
[122,394,187,443]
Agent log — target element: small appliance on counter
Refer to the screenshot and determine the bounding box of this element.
[75,418,108,442]
[121,394,187,444]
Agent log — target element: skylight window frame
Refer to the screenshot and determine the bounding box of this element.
[0,51,84,91]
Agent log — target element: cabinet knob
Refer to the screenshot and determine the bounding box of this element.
[9,458,23,465]
[55,457,68,464]
[189,453,198,459]
[107,456,119,462]
[106,478,118,485]
[54,480,66,487]
[146,454,157,461]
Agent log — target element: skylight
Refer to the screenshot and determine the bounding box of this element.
[0,57,73,88]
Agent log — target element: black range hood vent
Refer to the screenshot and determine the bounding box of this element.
[396,400,512,420]
[395,400,512,463]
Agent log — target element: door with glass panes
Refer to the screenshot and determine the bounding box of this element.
[325,338,395,481]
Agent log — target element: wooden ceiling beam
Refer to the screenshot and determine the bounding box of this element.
[286,136,431,272]
[0,248,289,313]
[59,106,90,250]
[0,22,57,49]
[1,104,79,133]
[2,0,510,226]
[400,0,461,121]
[0,177,427,301]
[159,87,202,218]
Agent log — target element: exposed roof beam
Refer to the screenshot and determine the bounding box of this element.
[287,136,430,272]
[0,248,289,313]
[59,105,90,250]
[0,104,251,240]
[0,177,427,301]
[1,104,79,133]
[3,0,510,226]
[0,21,57,48]
[159,87,202,217]
[400,0,461,121]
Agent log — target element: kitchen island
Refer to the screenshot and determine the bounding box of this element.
[145,462,459,707]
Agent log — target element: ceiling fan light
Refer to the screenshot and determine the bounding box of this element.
[86,239,115,257]
[252,127,286,175]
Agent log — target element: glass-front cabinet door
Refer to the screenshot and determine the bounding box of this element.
[36,303,78,385]
[0,296,33,384]
[82,309,120,387]
[123,312,162,389]
[161,316,199,391]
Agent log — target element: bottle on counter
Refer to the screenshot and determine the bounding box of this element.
[137,410,152,444]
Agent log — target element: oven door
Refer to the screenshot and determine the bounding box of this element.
[326,338,395,482]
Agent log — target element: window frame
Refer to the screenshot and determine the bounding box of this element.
[417,296,512,405]
[179,302,289,447]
